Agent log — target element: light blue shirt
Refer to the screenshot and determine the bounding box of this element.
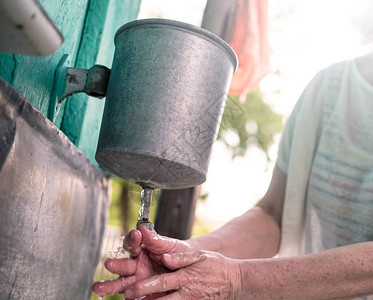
[277,58,373,299]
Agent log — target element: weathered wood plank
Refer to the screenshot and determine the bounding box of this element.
[0,0,142,163]
[0,0,89,116]
[61,0,142,162]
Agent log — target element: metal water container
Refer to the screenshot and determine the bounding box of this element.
[96,19,238,189]
[0,79,109,299]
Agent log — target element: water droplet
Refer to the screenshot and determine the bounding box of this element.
[113,246,128,258]
[53,103,62,123]
[55,103,61,114]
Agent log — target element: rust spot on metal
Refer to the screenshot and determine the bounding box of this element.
[60,191,71,216]
[66,73,79,84]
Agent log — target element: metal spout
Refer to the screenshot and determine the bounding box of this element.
[60,64,110,102]
[136,187,154,230]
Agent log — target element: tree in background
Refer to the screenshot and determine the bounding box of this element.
[218,90,283,159]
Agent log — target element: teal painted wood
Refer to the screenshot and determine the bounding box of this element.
[58,0,110,138]
[0,0,89,116]
[62,0,142,162]
[0,0,141,164]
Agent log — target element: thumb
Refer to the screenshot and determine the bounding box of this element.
[161,251,205,270]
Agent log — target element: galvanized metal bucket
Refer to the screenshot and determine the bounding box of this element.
[96,19,238,189]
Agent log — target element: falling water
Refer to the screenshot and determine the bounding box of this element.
[53,103,62,123]
[107,246,129,259]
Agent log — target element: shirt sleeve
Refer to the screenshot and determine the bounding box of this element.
[276,98,303,174]
[276,69,326,175]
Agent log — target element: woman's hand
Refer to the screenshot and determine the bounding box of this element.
[91,225,194,298]
[123,250,242,300]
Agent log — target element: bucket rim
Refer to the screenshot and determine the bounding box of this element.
[114,18,238,72]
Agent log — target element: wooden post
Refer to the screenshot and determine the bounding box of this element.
[154,185,201,240]
[120,181,130,234]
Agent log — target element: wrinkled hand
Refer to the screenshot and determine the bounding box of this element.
[123,250,242,300]
[91,225,193,298]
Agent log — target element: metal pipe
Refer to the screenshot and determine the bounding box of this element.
[137,187,154,230]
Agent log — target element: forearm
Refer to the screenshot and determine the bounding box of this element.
[187,206,280,259]
[238,242,373,299]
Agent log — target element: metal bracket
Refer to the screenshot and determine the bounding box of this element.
[49,54,110,123]
[49,54,70,123]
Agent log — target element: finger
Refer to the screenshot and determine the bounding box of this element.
[149,252,163,265]
[91,276,136,297]
[137,225,179,254]
[105,258,137,276]
[123,229,142,257]
[161,251,204,270]
[155,291,181,300]
[126,292,171,300]
[124,272,191,298]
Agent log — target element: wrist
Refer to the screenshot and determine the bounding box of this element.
[230,259,245,300]
[234,259,278,299]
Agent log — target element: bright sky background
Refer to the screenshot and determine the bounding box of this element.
[138,0,373,231]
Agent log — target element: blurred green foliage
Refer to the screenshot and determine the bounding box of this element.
[218,90,283,159]
[109,179,158,230]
